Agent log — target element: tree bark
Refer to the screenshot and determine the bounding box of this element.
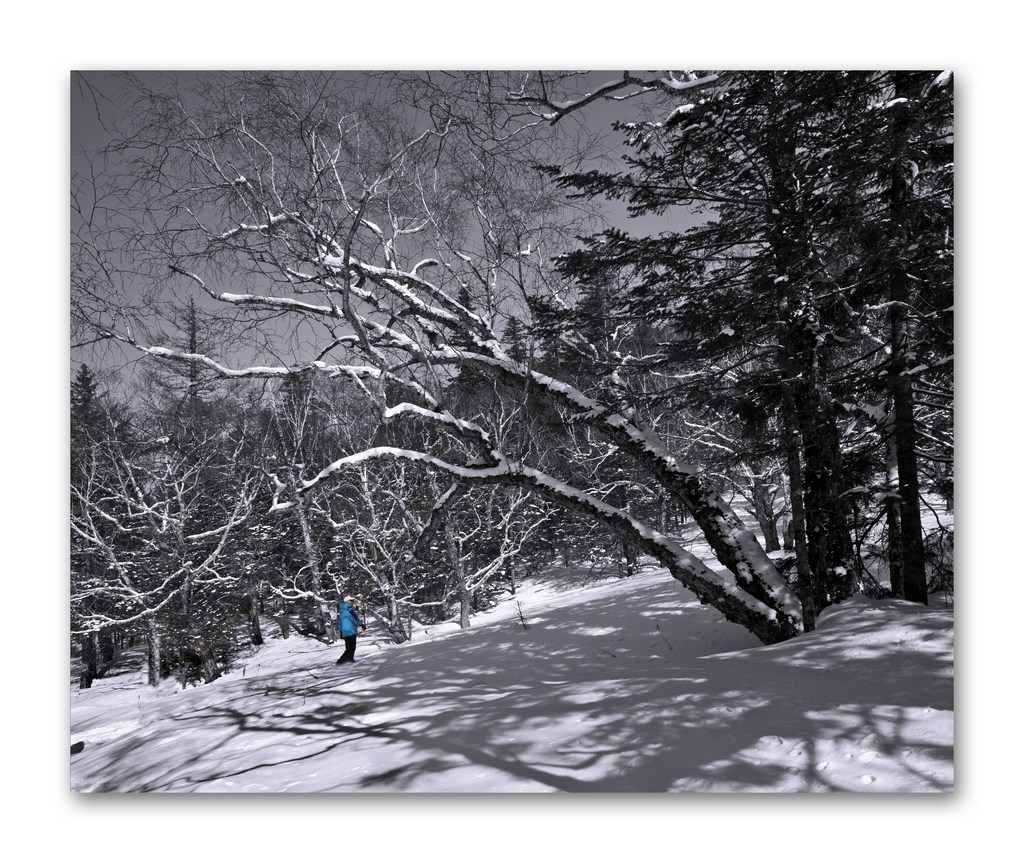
[79,633,98,689]
[794,363,856,607]
[750,475,782,553]
[885,430,905,598]
[760,75,854,618]
[295,496,334,639]
[445,518,472,628]
[145,617,161,687]
[884,72,929,605]
[781,396,816,632]
[889,308,927,603]
[246,581,264,646]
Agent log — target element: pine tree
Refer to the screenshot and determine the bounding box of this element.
[548,70,952,617]
[503,316,528,365]
[839,71,953,601]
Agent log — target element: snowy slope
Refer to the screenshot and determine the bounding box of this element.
[69,566,953,793]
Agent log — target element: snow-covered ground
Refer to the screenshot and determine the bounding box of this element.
[70,567,953,794]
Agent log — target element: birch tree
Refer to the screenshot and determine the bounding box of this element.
[75,72,804,644]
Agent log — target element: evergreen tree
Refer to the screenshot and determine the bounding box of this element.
[71,364,102,441]
[548,70,952,618]
[503,316,528,365]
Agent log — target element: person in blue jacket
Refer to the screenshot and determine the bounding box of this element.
[336,596,366,665]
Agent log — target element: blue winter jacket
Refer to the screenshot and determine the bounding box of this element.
[338,602,364,638]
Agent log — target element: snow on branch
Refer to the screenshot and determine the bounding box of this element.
[383,402,496,454]
[347,258,494,340]
[169,264,339,318]
[508,72,720,122]
[217,211,297,240]
[143,347,293,378]
[138,346,390,385]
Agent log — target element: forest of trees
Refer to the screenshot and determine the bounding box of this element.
[70,70,953,688]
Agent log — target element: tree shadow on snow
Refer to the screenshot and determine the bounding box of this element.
[73,586,953,793]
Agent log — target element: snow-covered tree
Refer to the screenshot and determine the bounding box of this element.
[71,401,256,686]
[74,72,803,644]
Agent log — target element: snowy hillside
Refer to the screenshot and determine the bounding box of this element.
[70,565,953,793]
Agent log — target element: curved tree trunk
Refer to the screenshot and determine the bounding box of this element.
[304,446,803,645]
